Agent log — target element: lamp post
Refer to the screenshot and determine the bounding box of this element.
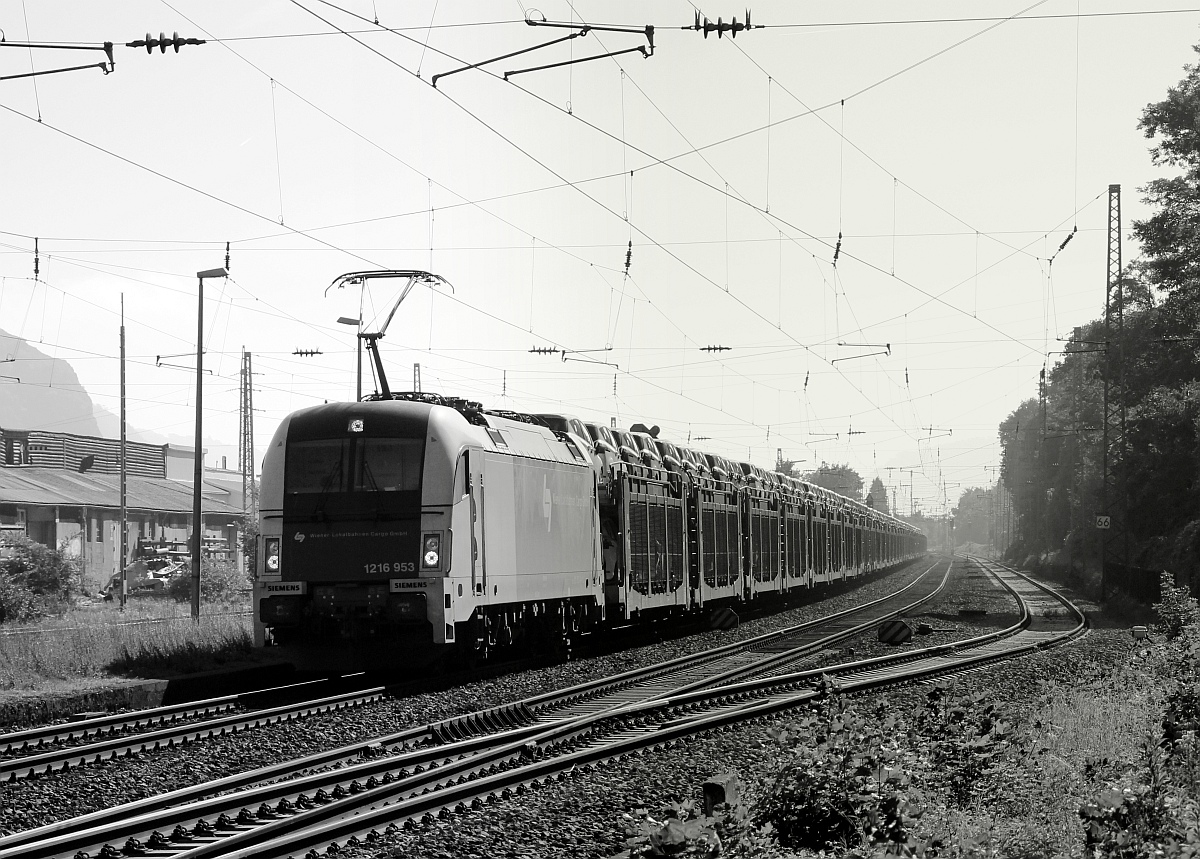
[192,267,227,620]
[336,316,362,401]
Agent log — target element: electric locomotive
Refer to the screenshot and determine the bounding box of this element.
[256,395,601,666]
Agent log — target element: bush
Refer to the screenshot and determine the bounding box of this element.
[0,534,80,622]
[1080,618,1200,856]
[1154,570,1200,640]
[1078,741,1200,858]
[167,557,250,605]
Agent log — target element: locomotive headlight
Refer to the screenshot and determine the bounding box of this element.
[264,537,281,573]
[421,533,441,570]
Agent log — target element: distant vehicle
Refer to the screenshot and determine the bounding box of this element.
[101,557,186,600]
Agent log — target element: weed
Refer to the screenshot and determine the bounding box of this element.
[0,609,254,688]
[914,683,1012,808]
[1078,739,1198,857]
[753,678,926,854]
[615,800,725,858]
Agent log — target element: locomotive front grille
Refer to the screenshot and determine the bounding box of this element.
[314,583,389,617]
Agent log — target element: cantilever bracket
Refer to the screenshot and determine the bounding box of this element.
[433,16,655,86]
[505,44,647,80]
[432,29,588,87]
[526,15,655,52]
[0,40,114,81]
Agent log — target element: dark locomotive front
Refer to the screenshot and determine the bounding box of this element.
[256,403,439,656]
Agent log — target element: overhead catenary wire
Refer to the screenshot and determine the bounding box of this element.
[0,3,1087,492]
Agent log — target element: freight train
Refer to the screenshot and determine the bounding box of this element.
[253,392,925,667]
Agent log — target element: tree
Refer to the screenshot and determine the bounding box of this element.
[866,476,889,513]
[776,458,805,479]
[991,39,1200,589]
[802,463,863,502]
[953,488,994,547]
[1135,45,1200,297]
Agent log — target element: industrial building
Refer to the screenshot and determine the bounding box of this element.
[0,428,246,593]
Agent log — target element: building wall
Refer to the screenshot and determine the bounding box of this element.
[1,503,240,594]
[1,428,167,477]
[25,507,57,548]
[0,504,26,535]
[164,446,200,480]
[0,428,245,593]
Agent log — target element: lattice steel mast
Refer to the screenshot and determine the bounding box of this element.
[239,349,258,520]
[1100,184,1129,599]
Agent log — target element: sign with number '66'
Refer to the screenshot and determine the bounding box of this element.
[1095,515,1111,530]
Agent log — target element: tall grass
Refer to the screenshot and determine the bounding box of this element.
[0,603,255,690]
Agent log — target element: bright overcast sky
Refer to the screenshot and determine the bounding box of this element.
[1,1,1196,515]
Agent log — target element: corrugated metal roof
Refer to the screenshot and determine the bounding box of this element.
[0,467,242,516]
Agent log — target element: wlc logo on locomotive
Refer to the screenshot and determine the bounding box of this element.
[293,532,306,542]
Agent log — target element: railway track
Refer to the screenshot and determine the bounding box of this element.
[191,557,1078,859]
[0,557,1018,859]
[0,559,931,784]
[2,557,1079,859]
[0,675,389,782]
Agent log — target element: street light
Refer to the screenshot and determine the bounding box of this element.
[337,316,362,401]
[192,267,227,620]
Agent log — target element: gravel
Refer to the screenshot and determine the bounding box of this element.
[0,556,1022,854]
[329,564,1139,859]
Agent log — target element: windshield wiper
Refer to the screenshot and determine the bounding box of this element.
[360,458,381,492]
[313,455,344,520]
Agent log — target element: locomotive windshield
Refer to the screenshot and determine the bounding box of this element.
[286,437,423,494]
